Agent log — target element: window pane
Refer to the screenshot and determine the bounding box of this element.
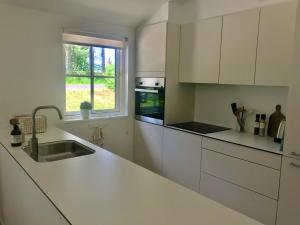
[94,47,116,76]
[66,77,91,112]
[65,44,90,76]
[94,78,116,110]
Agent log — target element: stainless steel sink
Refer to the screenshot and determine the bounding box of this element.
[22,140,95,162]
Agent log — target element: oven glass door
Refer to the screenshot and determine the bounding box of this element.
[135,87,165,123]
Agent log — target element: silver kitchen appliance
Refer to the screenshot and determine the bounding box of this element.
[275,120,286,144]
[135,77,165,125]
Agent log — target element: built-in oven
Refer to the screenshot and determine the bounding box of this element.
[135,77,165,125]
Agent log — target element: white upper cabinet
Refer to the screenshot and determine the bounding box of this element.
[219,9,260,85]
[136,22,167,77]
[179,17,222,83]
[277,157,300,225]
[256,1,297,86]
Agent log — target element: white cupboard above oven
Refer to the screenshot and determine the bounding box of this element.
[136,22,167,77]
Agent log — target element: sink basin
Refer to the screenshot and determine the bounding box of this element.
[22,140,95,162]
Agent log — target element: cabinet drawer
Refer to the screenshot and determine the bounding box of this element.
[202,137,282,170]
[200,173,277,225]
[202,149,280,199]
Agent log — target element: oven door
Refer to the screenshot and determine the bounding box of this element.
[135,87,165,125]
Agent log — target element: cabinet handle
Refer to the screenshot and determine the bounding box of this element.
[290,152,300,158]
[290,162,300,169]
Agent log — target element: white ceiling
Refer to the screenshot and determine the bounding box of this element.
[0,0,170,27]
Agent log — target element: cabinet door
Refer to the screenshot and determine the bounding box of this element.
[179,17,222,83]
[284,4,300,158]
[219,9,259,85]
[277,157,300,225]
[134,121,163,174]
[136,22,167,76]
[256,2,297,86]
[0,145,69,225]
[162,128,202,192]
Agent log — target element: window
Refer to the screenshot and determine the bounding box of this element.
[63,33,125,116]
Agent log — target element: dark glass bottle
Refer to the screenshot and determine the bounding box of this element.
[11,124,22,147]
[254,114,260,135]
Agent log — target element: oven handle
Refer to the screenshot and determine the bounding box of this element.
[135,88,159,94]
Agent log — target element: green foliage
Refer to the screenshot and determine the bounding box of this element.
[65,44,90,75]
[105,64,115,76]
[80,101,92,110]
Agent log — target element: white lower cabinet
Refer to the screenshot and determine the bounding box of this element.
[200,173,277,225]
[162,128,202,192]
[0,144,69,225]
[134,120,163,174]
[277,157,300,225]
[201,149,280,199]
[200,138,281,225]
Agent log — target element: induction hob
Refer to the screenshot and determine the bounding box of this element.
[167,122,230,134]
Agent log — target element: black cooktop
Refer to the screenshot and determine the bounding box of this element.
[167,122,230,134]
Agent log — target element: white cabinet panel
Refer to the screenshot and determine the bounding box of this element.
[162,128,202,192]
[219,9,259,85]
[134,121,163,174]
[200,173,277,225]
[284,1,300,158]
[136,22,167,76]
[0,144,69,225]
[256,1,297,86]
[202,137,282,170]
[202,149,280,199]
[179,17,222,83]
[277,157,300,225]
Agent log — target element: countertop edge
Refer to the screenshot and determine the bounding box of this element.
[164,125,283,155]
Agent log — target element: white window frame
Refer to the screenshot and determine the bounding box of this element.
[63,42,124,118]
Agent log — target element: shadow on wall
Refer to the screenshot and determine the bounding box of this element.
[194,84,289,133]
[60,117,133,161]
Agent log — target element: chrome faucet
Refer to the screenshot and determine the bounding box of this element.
[30,106,63,160]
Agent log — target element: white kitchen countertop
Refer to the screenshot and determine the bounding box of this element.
[206,130,282,155]
[165,125,282,155]
[0,127,264,225]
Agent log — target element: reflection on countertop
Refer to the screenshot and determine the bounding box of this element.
[165,122,282,155]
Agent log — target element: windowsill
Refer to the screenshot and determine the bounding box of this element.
[63,112,128,124]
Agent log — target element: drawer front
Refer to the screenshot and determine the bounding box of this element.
[202,149,280,199]
[200,173,277,225]
[202,137,282,170]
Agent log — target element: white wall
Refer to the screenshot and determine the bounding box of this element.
[0,4,135,160]
[194,85,289,132]
[143,2,169,25]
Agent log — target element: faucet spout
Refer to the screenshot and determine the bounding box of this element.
[30,105,63,160]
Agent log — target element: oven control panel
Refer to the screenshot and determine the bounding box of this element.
[135,77,165,88]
